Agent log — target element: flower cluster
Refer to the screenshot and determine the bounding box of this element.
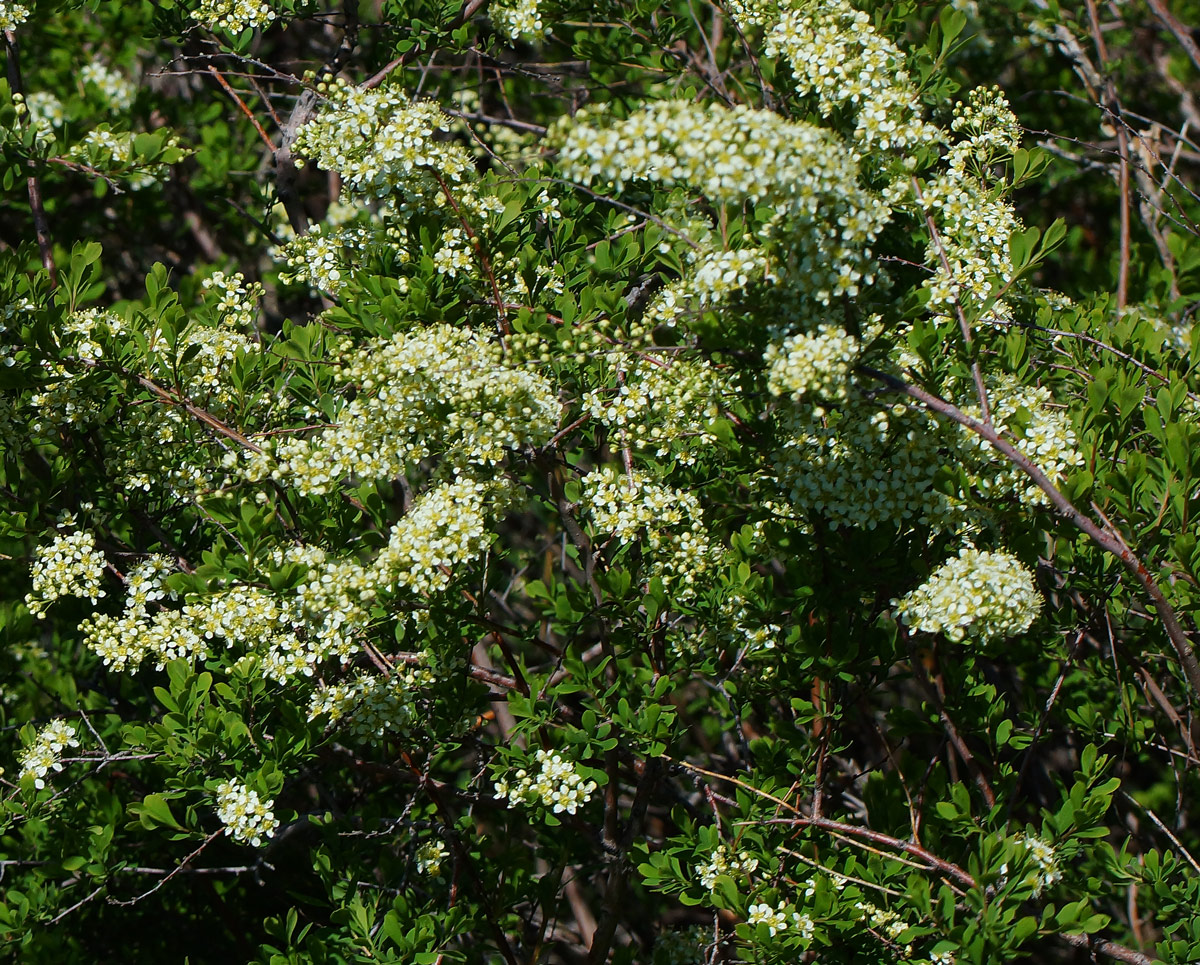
[27,308,138,455]
[88,478,505,682]
[26,530,107,618]
[764,0,938,151]
[962,377,1085,505]
[950,86,1021,170]
[269,558,370,678]
[584,357,726,463]
[556,100,856,208]
[584,469,718,601]
[415,840,449,876]
[640,248,771,334]
[192,0,276,33]
[746,901,812,940]
[896,547,1042,644]
[432,226,474,277]
[70,127,179,190]
[83,607,209,671]
[765,323,861,403]
[921,88,1023,322]
[307,658,436,742]
[25,91,65,138]
[262,325,559,494]
[494,0,546,39]
[215,780,279,846]
[18,720,79,789]
[81,61,136,112]
[696,844,759,890]
[96,289,262,497]
[772,401,952,530]
[293,78,479,209]
[920,171,1020,323]
[494,748,598,815]
[375,478,500,596]
[1013,833,1062,895]
[555,98,892,302]
[84,582,290,672]
[277,228,351,293]
[201,270,263,330]
[855,900,913,953]
[0,2,29,31]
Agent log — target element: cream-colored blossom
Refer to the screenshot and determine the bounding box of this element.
[696,844,758,890]
[192,0,276,33]
[494,748,597,815]
[215,780,279,846]
[26,530,107,617]
[766,323,860,402]
[896,547,1041,643]
[264,326,559,494]
[307,657,436,742]
[18,720,79,789]
[584,468,718,601]
[0,2,29,31]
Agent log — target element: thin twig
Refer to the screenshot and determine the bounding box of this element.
[208,66,277,151]
[48,885,105,926]
[4,29,57,286]
[108,829,224,906]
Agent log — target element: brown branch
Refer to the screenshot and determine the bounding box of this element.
[48,884,105,926]
[861,365,1200,698]
[1145,0,1200,75]
[272,4,358,234]
[760,815,976,889]
[585,759,662,965]
[433,171,509,336]
[108,829,224,907]
[1059,931,1157,965]
[1039,326,1200,405]
[4,29,57,286]
[1084,0,1130,307]
[124,367,263,453]
[208,66,277,151]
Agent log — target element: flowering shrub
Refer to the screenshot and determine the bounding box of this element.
[2,1,1200,963]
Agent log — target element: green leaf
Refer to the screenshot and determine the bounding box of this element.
[134,793,184,831]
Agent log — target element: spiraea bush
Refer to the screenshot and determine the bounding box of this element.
[3,0,1200,962]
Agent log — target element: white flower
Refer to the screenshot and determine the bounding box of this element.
[494,0,546,39]
[766,323,860,402]
[695,844,759,890]
[1014,833,1062,895]
[0,2,30,31]
[81,62,136,112]
[494,749,597,815]
[26,530,108,617]
[265,326,558,494]
[896,547,1041,644]
[746,901,788,936]
[215,780,279,846]
[416,840,449,876]
[19,720,80,789]
[584,468,718,604]
[192,0,276,33]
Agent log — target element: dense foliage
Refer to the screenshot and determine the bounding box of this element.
[2,0,1200,962]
